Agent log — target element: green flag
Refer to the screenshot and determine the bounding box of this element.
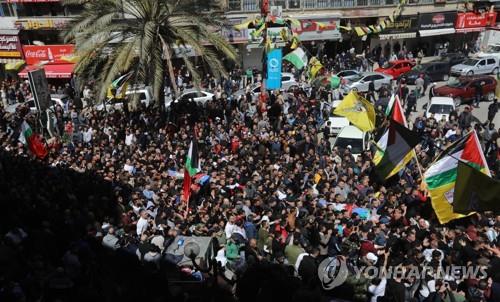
[453,161,500,214]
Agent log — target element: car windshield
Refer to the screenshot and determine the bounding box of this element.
[447,79,468,88]
[429,104,454,114]
[335,137,363,154]
[461,59,478,66]
[350,74,363,82]
[382,62,394,69]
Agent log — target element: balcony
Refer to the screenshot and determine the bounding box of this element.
[226,0,448,11]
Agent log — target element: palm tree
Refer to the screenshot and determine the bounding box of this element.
[62,0,237,109]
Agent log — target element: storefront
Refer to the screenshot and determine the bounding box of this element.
[236,15,341,70]
[18,44,75,80]
[455,11,497,50]
[417,12,457,56]
[370,15,418,58]
[0,31,24,78]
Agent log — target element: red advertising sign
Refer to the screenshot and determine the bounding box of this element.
[22,44,74,65]
[455,12,497,29]
[291,18,341,41]
[0,35,22,58]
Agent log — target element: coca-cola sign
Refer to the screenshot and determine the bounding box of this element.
[22,44,74,65]
[0,35,22,58]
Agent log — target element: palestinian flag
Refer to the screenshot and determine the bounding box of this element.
[283,48,308,70]
[182,139,200,203]
[453,162,500,214]
[424,131,490,224]
[19,121,48,159]
[373,95,414,178]
[374,120,420,180]
[106,72,132,99]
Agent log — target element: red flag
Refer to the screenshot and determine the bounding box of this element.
[182,169,191,202]
[28,134,48,159]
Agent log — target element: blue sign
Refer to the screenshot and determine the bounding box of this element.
[266,48,282,90]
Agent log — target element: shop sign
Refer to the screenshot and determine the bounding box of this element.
[384,16,418,34]
[22,44,74,65]
[15,18,71,30]
[292,18,341,41]
[418,12,456,30]
[0,35,22,58]
[455,12,497,29]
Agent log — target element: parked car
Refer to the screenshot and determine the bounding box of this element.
[476,44,500,60]
[322,100,350,137]
[165,89,215,109]
[96,86,154,111]
[425,97,455,121]
[375,59,415,79]
[336,70,362,82]
[345,72,393,93]
[439,52,467,66]
[450,56,499,76]
[233,72,307,101]
[333,125,370,161]
[434,76,497,106]
[6,94,70,114]
[399,61,451,84]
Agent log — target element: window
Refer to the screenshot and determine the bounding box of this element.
[372,75,384,80]
[393,63,402,69]
[362,76,373,82]
[487,58,496,65]
[479,60,486,66]
[282,76,291,81]
[0,1,15,16]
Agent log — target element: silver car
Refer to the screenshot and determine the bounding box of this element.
[336,70,362,81]
[450,56,499,76]
[346,72,393,93]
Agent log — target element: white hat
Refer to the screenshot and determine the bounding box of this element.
[366,252,378,263]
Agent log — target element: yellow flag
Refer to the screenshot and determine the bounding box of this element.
[234,20,252,31]
[354,27,367,37]
[308,56,323,79]
[339,26,352,31]
[334,91,376,132]
[290,35,300,50]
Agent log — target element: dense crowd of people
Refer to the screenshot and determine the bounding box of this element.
[1,54,500,302]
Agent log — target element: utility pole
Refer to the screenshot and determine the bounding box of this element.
[259,0,269,112]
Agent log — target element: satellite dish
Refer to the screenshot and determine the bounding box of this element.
[184,242,200,258]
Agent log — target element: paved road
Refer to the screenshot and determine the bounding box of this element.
[406,80,500,127]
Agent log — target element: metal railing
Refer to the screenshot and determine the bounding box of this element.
[227,0,443,11]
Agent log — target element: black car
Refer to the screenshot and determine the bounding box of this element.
[398,61,451,85]
[439,52,467,66]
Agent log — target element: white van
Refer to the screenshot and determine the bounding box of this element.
[333,125,369,160]
[323,100,350,137]
[96,85,153,111]
[425,97,455,122]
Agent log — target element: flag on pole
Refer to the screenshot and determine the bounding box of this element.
[308,56,323,79]
[19,121,48,159]
[424,131,490,224]
[106,72,132,99]
[182,139,200,215]
[453,161,500,214]
[374,120,420,180]
[333,91,376,132]
[373,94,415,178]
[283,48,308,70]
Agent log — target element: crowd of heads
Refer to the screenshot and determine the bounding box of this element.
[0,60,500,302]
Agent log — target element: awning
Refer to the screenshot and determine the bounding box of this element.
[456,27,485,33]
[419,28,456,37]
[19,63,74,79]
[0,58,23,64]
[378,32,417,40]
